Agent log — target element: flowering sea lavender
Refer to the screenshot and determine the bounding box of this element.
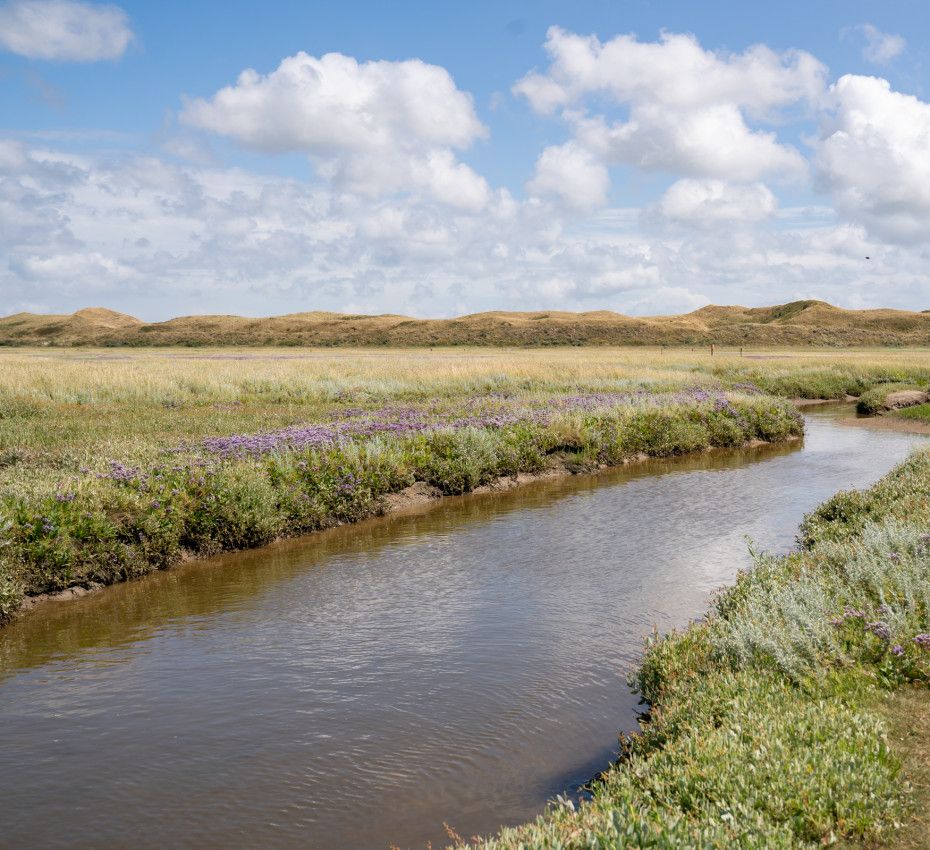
[866,621,892,642]
[913,634,930,649]
[194,388,756,460]
[201,423,343,458]
[105,461,143,482]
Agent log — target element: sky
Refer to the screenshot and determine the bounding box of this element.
[1,0,930,320]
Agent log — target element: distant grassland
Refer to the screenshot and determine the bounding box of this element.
[0,345,928,622]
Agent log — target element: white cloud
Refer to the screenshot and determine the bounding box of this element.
[526,141,609,209]
[0,0,133,61]
[182,51,490,209]
[514,27,825,115]
[573,106,807,182]
[513,28,822,189]
[815,74,930,244]
[4,137,930,319]
[656,179,777,227]
[857,23,906,65]
[10,251,138,286]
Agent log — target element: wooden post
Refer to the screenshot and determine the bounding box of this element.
[739,346,743,357]
[710,343,715,356]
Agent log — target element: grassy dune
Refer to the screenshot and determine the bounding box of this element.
[5,300,930,346]
[465,450,930,849]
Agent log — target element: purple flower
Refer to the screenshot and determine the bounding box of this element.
[193,389,756,460]
[913,634,930,649]
[892,645,905,656]
[106,460,143,483]
[866,621,891,642]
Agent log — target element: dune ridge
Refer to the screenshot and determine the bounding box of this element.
[3,300,930,347]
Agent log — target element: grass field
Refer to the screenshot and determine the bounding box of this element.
[2,345,928,500]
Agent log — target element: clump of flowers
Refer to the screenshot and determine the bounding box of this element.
[194,388,754,460]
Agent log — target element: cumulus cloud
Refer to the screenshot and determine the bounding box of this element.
[0,0,133,61]
[526,141,609,209]
[182,51,491,209]
[656,179,777,227]
[5,34,930,317]
[574,107,806,182]
[514,27,825,115]
[514,28,822,193]
[857,23,906,65]
[815,74,930,244]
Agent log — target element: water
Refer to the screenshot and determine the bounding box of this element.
[0,408,925,850]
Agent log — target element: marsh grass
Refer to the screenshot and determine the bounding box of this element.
[856,383,929,415]
[895,403,930,424]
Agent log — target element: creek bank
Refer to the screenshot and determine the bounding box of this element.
[13,433,800,617]
[792,395,858,407]
[0,393,804,624]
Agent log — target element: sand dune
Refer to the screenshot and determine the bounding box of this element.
[3,300,929,347]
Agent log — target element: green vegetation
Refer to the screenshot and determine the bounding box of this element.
[464,452,930,849]
[895,404,930,424]
[856,383,928,415]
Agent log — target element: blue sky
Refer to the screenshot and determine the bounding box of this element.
[1,0,930,319]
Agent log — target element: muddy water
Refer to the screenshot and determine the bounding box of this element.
[0,408,925,850]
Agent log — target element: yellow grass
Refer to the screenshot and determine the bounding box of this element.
[4,346,930,403]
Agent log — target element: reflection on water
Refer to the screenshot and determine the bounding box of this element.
[0,408,925,850]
